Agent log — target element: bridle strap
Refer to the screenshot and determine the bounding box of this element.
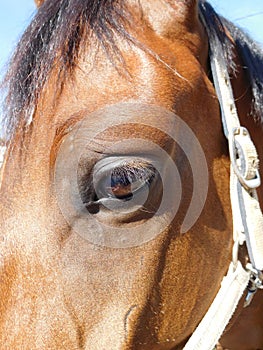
[183,262,249,350]
[183,12,263,350]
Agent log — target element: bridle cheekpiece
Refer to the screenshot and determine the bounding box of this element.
[183,11,263,350]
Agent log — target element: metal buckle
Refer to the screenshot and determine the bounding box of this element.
[244,263,263,308]
[246,263,263,289]
[229,127,261,190]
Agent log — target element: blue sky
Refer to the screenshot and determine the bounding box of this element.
[0,0,263,75]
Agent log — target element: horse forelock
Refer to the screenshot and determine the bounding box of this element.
[1,0,134,142]
[1,0,263,149]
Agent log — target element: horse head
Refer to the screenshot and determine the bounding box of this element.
[0,1,262,349]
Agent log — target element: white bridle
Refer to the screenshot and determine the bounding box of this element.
[183,16,263,350]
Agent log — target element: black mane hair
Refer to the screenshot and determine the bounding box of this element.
[1,0,133,141]
[199,1,263,123]
[1,0,263,143]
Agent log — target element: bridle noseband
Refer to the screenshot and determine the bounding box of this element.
[183,12,263,350]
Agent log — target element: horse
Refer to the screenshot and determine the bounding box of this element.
[0,0,263,349]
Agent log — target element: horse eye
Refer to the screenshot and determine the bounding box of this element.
[93,160,156,202]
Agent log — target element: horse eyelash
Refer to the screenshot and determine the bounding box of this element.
[109,162,156,183]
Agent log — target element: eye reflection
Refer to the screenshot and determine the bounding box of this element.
[109,172,134,200]
[94,160,156,202]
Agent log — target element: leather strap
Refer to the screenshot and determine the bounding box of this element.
[183,11,263,350]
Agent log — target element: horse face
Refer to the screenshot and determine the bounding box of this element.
[0,1,242,349]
